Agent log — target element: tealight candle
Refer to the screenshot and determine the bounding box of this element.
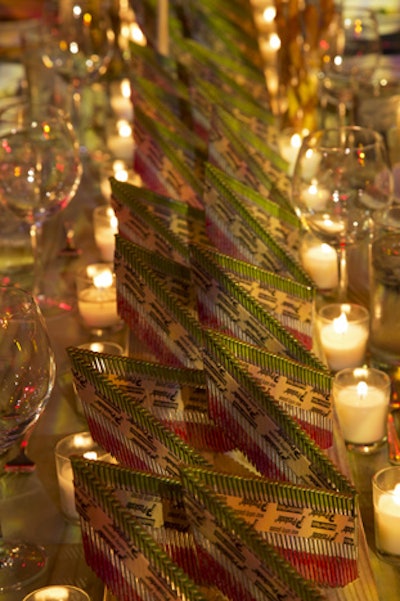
[317,303,370,372]
[300,234,338,290]
[373,466,400,561]
[93,205,119,262]
[333,366,391,452]
[55,431,109,522]
[76,263,121,330]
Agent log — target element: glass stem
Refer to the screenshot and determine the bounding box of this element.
[29,223,44,300]
[337,244,348,302]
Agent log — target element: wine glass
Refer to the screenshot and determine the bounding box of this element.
[291,126,393,300]
[0,285,56,592]
[319,6,381,126]
[0,99,82,310]
[41,0,115,155]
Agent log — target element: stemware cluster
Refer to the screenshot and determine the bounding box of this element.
[291,125,393,299]
[319,5,381,127]
[0,100,82,308]
[0,286,56,591]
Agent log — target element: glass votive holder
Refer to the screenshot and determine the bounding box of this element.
[22,585,91,601]
[93,205,119,262]
[316,303,370,372]
[333,366,391,453]
[373,465,400,564]
[369,232,400,372]
[55,431,109,522]
[277,128,306,176]
[73,341,124,416]
[299,232,338,292]
[75,263,122,332]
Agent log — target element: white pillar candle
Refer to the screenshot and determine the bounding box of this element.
[318,304,369,372]
[334,381,389,445]
[93,206,119,262]
[76,264,121,329]
[300,239,339,290]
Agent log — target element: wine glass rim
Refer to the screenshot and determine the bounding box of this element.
[301,125,384,151]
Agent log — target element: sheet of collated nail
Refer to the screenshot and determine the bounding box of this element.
[71,457,216,601]
[180,466,357,589]
[189,242,315,352]
[68,349,211,475]
[110,178,209,266]
[68,346,234,454]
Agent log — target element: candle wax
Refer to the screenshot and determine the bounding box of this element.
[94,226,116,262]
[376,488,400,556]
[57,461,79,521]
[78,286,120,328]
[335,385,388,444]
[320,322,368,371]
[301,244,338,290]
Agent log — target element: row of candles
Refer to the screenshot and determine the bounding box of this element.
[315,300,400,562]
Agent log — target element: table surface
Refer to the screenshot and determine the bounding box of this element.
[1,29,400,601]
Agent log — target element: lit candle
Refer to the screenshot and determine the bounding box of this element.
[110,78,134,121]
[76,264,121,329]
[107,119,135,162]
[253,5,276,33]
[374,467,400,558]
[334,380,389,445]
[318,303,369,372]
[300,238,339,290]
[55,432,109,522]
[301,182,330,211]
[93,205,119,262]
[333,367,390,452]
[278,131,303,176]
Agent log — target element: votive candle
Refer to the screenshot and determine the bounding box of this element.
[333,367,391,449]
[76,263,121,329]
[317,303,369,372]
[373,466,400,560]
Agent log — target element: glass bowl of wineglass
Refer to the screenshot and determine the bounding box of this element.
[41,0,115,155]
[0,285,56,592]
[292,125,393,300]
[0,99,82,311]
[319,5,381,126]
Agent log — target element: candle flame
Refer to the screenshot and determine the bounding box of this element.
[333,311,348,335]
[290,133,302,150]
[356,380,368,399]
[83,451,98,460]
[93,269,113,289]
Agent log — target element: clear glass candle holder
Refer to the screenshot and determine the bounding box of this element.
[73,341,124,416]
[55,431,109,522]
[373,465,400,564]
[22,585,91,601]
[75,263,122,333]
[333,366,391,453]
[316,303,370,372]
[93,205,118,262]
